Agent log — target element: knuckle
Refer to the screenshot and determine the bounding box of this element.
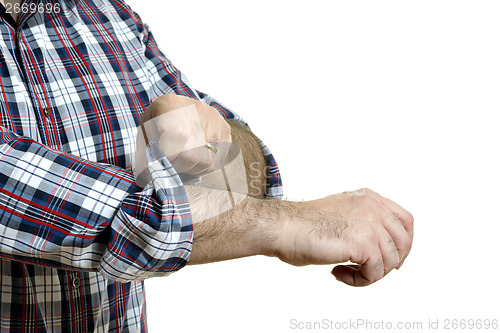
[170,125,191,142]
[341,190,353,197]
[357,188,373,195]
[407,212,415,226]
[357,193,378,207]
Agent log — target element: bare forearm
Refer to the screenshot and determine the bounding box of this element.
[184,117,414,286]
[186,189,284,265]
[185,180,414,288]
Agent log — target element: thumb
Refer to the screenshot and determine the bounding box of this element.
[332,264,373,287]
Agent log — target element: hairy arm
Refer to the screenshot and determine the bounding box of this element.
[143,95,414,286]
[187,123,414,287]
[186,190,280,264]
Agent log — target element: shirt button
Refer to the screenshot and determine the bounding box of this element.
[72,277,81,289]
[42,107,50,117]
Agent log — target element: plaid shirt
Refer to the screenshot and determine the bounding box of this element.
[0,0,282,332]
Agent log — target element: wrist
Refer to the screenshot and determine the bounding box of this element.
[188,191,293,264]
[242,197,282,258]
[244,197,307,259]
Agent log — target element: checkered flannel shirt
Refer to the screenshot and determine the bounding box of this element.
[0,0,282,331]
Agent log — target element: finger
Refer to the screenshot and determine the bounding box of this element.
[202,124,223,164]
[355,192,411,265]
[172,142,228,175]
[331,265,359,286]
[170,148,201,173]
[191,120,231,175]
[369,190,414,235]
[167,130,205,173]
[363,189,414,267]
[185,146,216,175]
[332,249,384,287]
[397,232,414,269]
[378,230,400,274]
[374,205,412,264]
[191,143,233,176]
[212,125,231,168]
[380,198,413,269]
[172,135,230,176]
[204,125,221,144]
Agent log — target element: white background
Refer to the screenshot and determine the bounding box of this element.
[126,1,499,332]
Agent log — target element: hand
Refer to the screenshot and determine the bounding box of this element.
[273,188,414,286]
[135,94,231,179]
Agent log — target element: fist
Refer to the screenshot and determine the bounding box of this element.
[274,188,414,286]
[135,94,231,184]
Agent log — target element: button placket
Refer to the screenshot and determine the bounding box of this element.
[68,272,86,329]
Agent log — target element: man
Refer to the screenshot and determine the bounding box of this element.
[0,0,413,332]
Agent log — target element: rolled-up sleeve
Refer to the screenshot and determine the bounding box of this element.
[0,128,192,283]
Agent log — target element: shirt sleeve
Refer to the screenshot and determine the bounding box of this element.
[0,126,192,283]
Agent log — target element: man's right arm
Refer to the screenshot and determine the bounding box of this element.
[187,186,413,287]
[182,120,414,287]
